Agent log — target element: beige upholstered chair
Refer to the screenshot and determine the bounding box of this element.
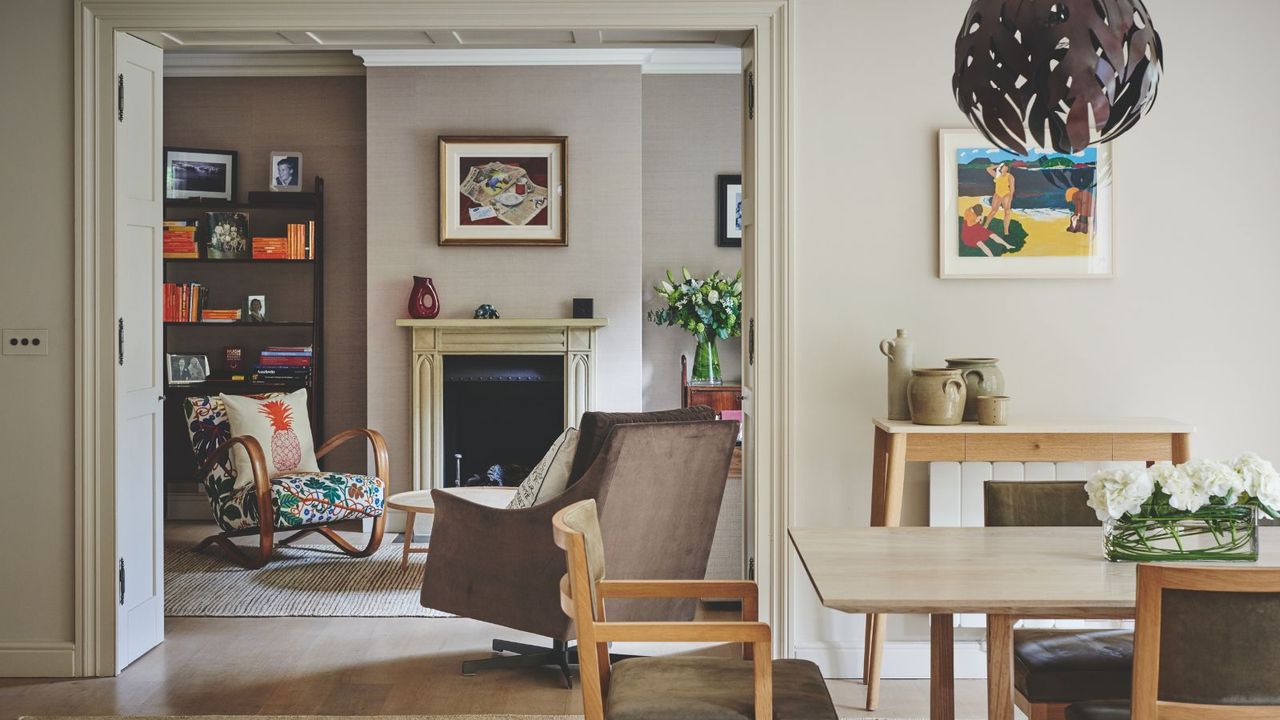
[985,481,1132,720]
[1067,565,1280,720]
[552,499,838,720]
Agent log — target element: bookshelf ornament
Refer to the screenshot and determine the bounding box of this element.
[952,0,1163,155]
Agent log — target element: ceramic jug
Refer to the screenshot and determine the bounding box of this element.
[408,276,440,319]
[879,329,914,421]
[945,357,1004,422]
[907,368,966,426]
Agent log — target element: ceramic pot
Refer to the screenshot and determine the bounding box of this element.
[945,357,1004,422]
[977,395,1009,426]
[407,276,440,319]
[879,329,914,421]
[908,368,967,426]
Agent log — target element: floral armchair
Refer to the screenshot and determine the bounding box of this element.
[182,393,389,568]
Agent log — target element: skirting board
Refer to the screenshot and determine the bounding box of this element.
[0,641,76,677]
[794,640,988,680]
[166,489,210,520]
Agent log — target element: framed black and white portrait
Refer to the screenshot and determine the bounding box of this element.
[164,147,237,202]
[245,295,267,323]
[166,353,210,386]
[270,151,302,192]
[716,174,743,248]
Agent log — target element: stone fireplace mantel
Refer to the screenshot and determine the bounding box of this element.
[395,317,608,491]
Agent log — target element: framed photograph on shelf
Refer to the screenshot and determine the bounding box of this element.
[206,212,250,260]
[439,136,566,246]
[269,151,302,192]
[245,295,267,322]
[717,174,743,248]
[164,147,237,202]
[939,129,1113,279]
[166,353,210,386]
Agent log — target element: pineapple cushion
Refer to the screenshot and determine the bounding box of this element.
[221,388,320,485]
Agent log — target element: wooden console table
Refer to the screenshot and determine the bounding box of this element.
[861,416,1195,711]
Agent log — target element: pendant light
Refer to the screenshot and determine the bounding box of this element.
[953,0,1163,155]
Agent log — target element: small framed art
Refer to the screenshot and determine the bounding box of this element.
[164,147,237,202]
[166,353,210,385]
[717,174,743,248]
[270,151,302,192]
[245,295,267,322]
[439,136,566,246]
[938,129,1113,279]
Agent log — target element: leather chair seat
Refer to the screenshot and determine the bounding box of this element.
[1065,699,1130,720]
[1014,628,1133,703]
[606,656,838,720]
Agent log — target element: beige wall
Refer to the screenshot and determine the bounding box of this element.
[791,0,1280,669]
[8,0,1280,679]
[163,76,368,473]
[365,66,643,498]
[0,0,76,656]
[641,74,742,411]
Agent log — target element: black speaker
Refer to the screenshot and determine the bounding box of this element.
[572,298,594,319]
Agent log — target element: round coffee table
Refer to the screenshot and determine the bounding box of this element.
[387,486,517,569]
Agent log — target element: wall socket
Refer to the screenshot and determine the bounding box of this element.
[2,329,49,356]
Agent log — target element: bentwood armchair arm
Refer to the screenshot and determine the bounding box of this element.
[315,427,390,482]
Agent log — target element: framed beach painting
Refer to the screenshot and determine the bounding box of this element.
[439,136,566,246]
[939,129,1113,279]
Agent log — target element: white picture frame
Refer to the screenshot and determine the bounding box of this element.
[938,129,1114,279]
[166,353,210,386]
[269,151,302,192]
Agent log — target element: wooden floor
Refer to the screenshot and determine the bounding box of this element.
[0,523,1000,719]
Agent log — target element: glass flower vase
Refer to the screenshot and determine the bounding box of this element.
[1104,506,1258,562]
[689,335,722,386]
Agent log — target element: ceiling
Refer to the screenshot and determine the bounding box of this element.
[138,27,751,51]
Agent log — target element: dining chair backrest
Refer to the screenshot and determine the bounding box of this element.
[1133,564,1280,719]
[553,499,612,716]
[984,480,1101,527]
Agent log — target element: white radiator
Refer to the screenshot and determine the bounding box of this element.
[928,460,1140,630]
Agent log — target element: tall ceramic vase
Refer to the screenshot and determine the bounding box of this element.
[407,276,440,319]
[879,329,914,421]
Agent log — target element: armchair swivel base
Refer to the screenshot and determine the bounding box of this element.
[462,638,637,689]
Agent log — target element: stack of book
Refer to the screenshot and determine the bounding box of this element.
[162,221,199,259]
[200,309,242,323]
[251,223,315,260]
[163,282,206,322]
[253,346,312,384]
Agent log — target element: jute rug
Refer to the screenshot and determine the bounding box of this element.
[164,541,451,617]
[21,716,914,720]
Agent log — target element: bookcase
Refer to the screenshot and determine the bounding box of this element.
[161,177,325,503]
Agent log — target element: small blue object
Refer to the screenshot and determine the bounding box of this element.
[474,304,500,319]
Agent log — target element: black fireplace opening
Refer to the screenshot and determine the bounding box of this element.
[441,355,566,488]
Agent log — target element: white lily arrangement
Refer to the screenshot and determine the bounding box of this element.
[1086,453,1280,562]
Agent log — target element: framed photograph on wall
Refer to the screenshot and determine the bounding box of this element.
[166,353,210,386]
[164,147,237,202]
[717,174,743,248]
[939,129,1113,279]
[439,136,566,246]
[269,151,302,192]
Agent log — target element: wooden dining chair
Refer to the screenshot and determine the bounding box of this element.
[551,499,838,720]
[986,481,1132,720]
[1066,564,1280,720]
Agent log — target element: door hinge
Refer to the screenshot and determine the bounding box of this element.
[748,318,755,366]
[118,558,126,605]
[117,73,124,123]
[747,557,755,581]
[117,318,124,365]
[746,70,755,120]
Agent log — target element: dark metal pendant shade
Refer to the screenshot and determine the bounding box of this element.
[953,0,1163,155]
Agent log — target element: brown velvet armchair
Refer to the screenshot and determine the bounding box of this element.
[420,407,738,686]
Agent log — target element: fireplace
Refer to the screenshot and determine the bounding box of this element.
[442,355,565,488]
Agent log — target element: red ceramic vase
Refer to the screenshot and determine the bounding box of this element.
[407,276,440,319]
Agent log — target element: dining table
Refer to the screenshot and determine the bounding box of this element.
[789,526,1280,720]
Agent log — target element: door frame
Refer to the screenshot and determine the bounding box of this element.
[74,0,794,676]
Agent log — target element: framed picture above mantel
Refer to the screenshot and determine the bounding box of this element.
[438,136,566,246]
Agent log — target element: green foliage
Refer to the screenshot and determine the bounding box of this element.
[647,268,743,341]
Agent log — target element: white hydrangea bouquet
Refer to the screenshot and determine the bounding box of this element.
[1086,453,1280,562]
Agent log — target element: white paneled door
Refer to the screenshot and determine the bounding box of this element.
[114,32,165,670]
[739,45,757,586]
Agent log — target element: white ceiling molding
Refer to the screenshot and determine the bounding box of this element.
[164,52,366,77]
[353,47,741,74]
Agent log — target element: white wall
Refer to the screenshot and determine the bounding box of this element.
[0,0,76,675]
[641,74,743,410]
[791,0,1280,676]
